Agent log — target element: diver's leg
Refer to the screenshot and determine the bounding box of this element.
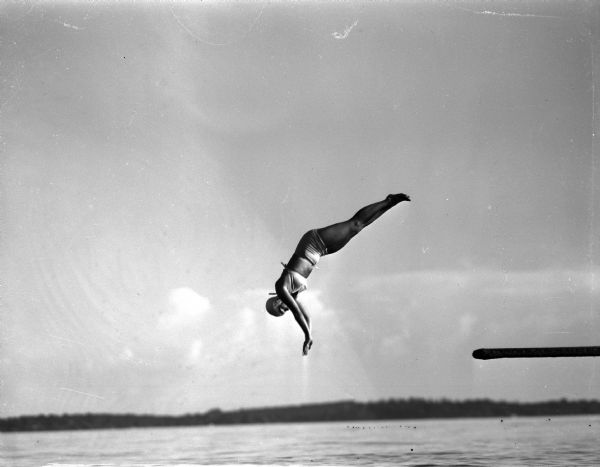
[317,193,410,254]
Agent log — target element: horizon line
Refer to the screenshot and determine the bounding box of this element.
[3,396,600,421]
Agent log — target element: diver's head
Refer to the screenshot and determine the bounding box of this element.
[265,296,289,317]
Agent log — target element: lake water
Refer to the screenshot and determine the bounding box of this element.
[1,415,599,466]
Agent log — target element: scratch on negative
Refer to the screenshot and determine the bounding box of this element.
[169,4,265,46]
[479,10,561,19]
[58,21,84,30]
[47,333,85,346]
[460,8,562,19]
[332,20,359,40]
[60,387,105,400]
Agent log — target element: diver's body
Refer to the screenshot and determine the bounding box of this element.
[270,193,410,355]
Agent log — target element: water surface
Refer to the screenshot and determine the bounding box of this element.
[1,415,598,466]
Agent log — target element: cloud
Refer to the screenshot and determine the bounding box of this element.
[458,312,476,337]
[119,347,134,361]
[185,339,203,367]
[114,287,212,370]
[158,287,211,332]
[297,289,328,316]
[480,269,600,297]
[379,333,410,357]
[360,268,600,298]
[341,268,600,380]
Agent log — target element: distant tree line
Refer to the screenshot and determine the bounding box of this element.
[1,398,600,432]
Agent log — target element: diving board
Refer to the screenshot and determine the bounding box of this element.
[472,346,600,360]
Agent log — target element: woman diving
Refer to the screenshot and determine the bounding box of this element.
[266,193,410,355]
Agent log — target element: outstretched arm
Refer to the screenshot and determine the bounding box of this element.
[295,296,311,331]
[275,279,313,355]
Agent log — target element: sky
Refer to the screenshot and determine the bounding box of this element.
[1,1,599,417]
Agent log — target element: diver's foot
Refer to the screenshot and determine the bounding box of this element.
[386,193,411,204]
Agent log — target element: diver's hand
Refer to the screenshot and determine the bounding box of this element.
[303,337,313,356]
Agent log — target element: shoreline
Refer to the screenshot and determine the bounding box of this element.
[2,398,600,433]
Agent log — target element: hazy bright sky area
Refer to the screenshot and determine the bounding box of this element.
[1,1,599,417]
